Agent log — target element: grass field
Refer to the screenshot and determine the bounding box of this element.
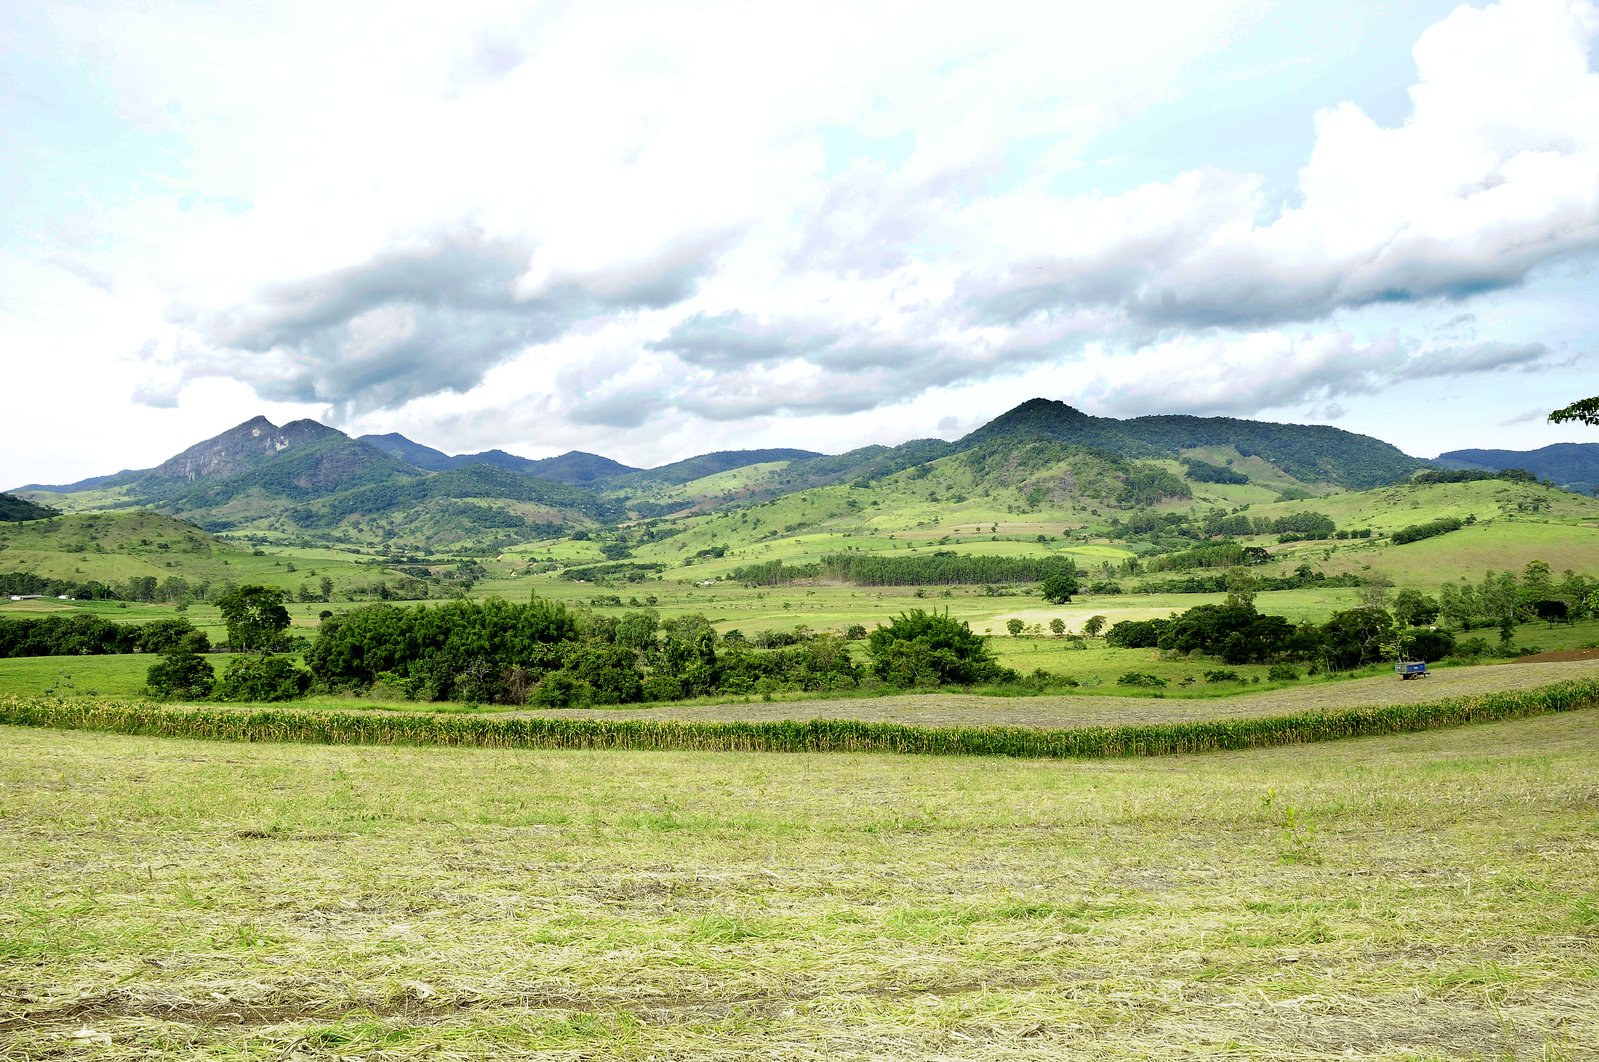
[2,708,1595,1059]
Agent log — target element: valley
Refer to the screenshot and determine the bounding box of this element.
[4,400,1599,1060]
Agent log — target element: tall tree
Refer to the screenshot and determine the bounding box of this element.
[217,585,291,653]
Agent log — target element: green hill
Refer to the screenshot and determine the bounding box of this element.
[960,399,1422,489]
[0,493,58,522]
[0,511,377,597]
[1435,442,1599,494]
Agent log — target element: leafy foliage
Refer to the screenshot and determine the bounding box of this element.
[217,585,291,652]
[820,552,1079,587]
[214,655,312,702]
[1181,458,1248,484]
[1391,516,1465,545]
[865,609,1009,687]
[0,614,201,657]
[145,647,215,700]
[1548,396,1599,427]
[1040,569,1080,604]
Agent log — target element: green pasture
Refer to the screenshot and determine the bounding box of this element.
[0,652,261,699]
[0,510,378,595]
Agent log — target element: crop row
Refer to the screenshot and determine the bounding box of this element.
[4,680,1597,759]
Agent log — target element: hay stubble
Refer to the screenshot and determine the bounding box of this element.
[2,711,1596,1059]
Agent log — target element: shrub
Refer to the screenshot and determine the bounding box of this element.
[1266,664,1300,682]
[1117,672,1167,688]
[1105,619,1169,649]
[866,609,1006,687]
[1204,669,1240,683]
[145,648,215,700]
[213,655,312,703]
[1391,516,1464,545]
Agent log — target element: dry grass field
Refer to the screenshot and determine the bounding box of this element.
[3,703,1597,1059]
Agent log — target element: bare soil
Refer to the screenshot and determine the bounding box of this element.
[1507,646,1599,663]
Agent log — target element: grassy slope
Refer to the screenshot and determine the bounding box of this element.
[2,711,1595,1059]
[0,511,387,598]
[1250,480,1599,585]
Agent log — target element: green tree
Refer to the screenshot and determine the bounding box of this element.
[1049,618,1066,637]
[1391,589,1440,628]
[1006,618,1025,637]
[1083,615,1107,638]
[866,609,1007,687]
[217,585,291,653]
[1223,566,1258,609]
[1040,569,1079,604]
[1548,397,1599,426]
[146,646,215,700]
[214,654,311,702]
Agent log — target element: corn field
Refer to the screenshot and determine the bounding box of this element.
[4,678,1597,758]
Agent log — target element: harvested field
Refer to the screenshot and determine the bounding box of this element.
[513,658,1599,730]
[2,711,1597,1059]
[1510,647,1599,664]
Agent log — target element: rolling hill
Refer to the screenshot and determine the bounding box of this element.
[1435,442,1599,495]
[1,398,1475,556]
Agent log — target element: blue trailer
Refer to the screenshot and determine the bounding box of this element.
[1395,660,1428,679]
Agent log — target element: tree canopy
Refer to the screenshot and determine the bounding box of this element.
[217,585,291,653]
[1549,397,1599,427]
[865,609,1008,687]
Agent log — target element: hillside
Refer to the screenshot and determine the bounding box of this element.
[960,398,1422,489]
[361,433,640,485]
[1435,442,1599,494]
[0,511,381,599]
[13,418,627,549]
[0,493,57,522]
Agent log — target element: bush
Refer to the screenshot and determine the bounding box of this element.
[213,655,312,703]
[866,609,1007,687]
[1204,669,1240,683]
[145,648,215,700]
[532,673,593,708]
[1266,664,1300,682]
[1391,517,1464,545]
[1401,628,1456,663]
[1105,619,1170,649]
[1117,672,1168,688]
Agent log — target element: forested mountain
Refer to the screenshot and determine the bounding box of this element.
[359,432,457,471]
[10,418,619,540]
[615,448,827,489]
[361,433,639,485]
[1435,443,1599,495]
[4,399,1438,545]
[960,399,1422,489]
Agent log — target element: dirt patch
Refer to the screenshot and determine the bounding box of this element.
[1507,646,1599,663]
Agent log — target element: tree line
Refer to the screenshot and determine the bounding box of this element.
[729,552,1081,588]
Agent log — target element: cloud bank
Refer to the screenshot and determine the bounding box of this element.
[6,0,1597,477]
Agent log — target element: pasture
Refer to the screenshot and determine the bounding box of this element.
[2,706,1596,1059]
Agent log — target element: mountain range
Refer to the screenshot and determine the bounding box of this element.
[1434,442,1599,495]
[16,397,1586,548]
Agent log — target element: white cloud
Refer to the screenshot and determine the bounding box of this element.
[4,0,1599,485]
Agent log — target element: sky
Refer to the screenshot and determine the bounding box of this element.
[3,0,1598,488]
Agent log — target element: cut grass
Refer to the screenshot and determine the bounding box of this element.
[1,710,1596,1058]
